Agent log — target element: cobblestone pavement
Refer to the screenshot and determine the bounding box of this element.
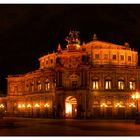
[0,117,140,136]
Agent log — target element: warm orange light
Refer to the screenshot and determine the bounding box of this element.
[0,104,4,108]
[65,102,72,113]
[132,92,140,99]
[44,103,49,108]
[27,104,32,108]
[34,103,40,108]
[115,103,124,108]
[22,104,25,108]
[100,103,107,107]
[129,103,136,108]
[18,104,21,108]
[132,95,135,99]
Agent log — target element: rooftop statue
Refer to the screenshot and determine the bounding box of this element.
[65,31,80,45]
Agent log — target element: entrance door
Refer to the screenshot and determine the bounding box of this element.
[65,96,77,118]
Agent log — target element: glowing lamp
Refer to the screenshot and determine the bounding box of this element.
[0,104,4,108]
[18,104,21,108]
[115,103,124,108]
[22,104,25,108]
[27,104,32,108]
[132,92,140,99]
[100,103,107,107]
[34,103,40,108]
[129,103,136,108]
[44,103,49,108]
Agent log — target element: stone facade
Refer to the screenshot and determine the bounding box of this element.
[0,31,140,119]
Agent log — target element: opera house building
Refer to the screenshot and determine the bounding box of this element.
[0,31,140,119]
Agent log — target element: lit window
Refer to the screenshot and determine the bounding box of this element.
[45,80,50,91]
[105,80,111,90]
[128,56,131,61]
[118,81,124,90]
[104,54,108,59]
[112,54,116,60]
[120,55,124,61]
[95,54,99,59]
[92,80,99,90]
[129,81,136,90]
[37,81,42,91]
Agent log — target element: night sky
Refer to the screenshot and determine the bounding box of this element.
[0,4,140,92]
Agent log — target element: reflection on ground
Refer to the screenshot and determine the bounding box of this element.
[0,117,140,136]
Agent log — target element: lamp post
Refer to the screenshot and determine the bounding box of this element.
[132,92,140,122]
[100,103,107,118]
[27,104,32,118]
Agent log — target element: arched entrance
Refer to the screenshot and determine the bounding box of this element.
[65,96,77,118]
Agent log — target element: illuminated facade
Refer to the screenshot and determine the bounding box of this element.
[1,31,140,119]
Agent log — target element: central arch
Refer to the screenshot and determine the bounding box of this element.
[65,96,77,118]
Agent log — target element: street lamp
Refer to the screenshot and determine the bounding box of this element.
[27,104,32,118]
[100,103,107,118]
[44,103,49,118]
[132,92,140,122]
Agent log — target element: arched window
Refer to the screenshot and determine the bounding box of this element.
[105,77,112,90]
[129,79,136,90]
[45,79,50,91]
[92,77,99,90]
[117,77,125,90]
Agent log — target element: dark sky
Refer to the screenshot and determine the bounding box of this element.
[0,4,140,92]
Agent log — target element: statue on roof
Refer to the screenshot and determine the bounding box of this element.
[93,33,97,41]
[65,31,80,45]
[124,42,130,48]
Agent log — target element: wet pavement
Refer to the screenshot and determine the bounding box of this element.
[0,117,140,136]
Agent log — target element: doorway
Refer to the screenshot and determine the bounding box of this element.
[65,96,77,118]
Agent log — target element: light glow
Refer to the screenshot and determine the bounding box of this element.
[27,104,32,108]
[0,104,4,108]
[100,103,107,107]
[92,80,99,90]
[129,103,136,108]
[65,96,77,118]
[65,102,72,114]
[132,92,140,99]
[44,103,49,108]
[34,103,40,108]
[18,104,21,108]
[115,103,124,108]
